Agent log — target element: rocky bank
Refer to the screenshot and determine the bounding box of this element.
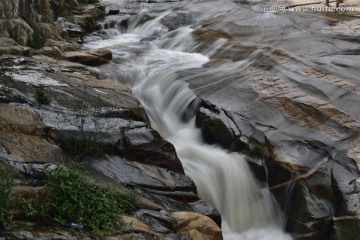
[0,0,221,239]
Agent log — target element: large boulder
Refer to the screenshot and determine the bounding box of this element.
[118,127,185,173]
[171,212,223,240]
[189,22,360,239]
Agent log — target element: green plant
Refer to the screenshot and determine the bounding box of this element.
[60,102,109,158]
[120,119,133,139]
[21,197,52,223]
[21,166,138,235]
[61,134,107,158]
[0,173,14,231]
[0,68,13,95]
[0,85,12,95]
[25,20,46,49]
[36,85,52,104]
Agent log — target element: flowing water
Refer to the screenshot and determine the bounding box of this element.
[85,1,300,239]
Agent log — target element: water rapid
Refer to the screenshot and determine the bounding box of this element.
[86,1,293,239]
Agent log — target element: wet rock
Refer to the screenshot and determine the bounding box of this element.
[196,108,236,149]
[108,9,120,16]
[194,27,232,42]
[62,48,112,66]
[119,127,185,173]
[71,3,106,21]
[43,39,82,52]
[190,27,360,239]
[70,14,96,33]
[190,200,222,227]
[135,209,175,233]
[122,215,163,238]
[66,3,106,33]
[91,155,193,191]
[161,11,196,31]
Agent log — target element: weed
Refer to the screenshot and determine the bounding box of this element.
[61,134,106,158]
[0,68,14,95]
[36,85,52,104]
[25,20,46,49]
[120,119,133,139]
[21,197,52,224]
[0,173,14,231]
[20,165,138,236]
[0,85,12,95]
[60,101,108,158]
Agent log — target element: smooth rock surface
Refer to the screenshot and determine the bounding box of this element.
[62,48,112,66]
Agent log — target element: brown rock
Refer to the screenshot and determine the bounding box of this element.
[35,46,62,58]
[5,18,33,46]
[62,48,112,66]
[43,39,82,52]
[0,46,32,56]
[0,104,45,135]
[0,37,18,46]
[122,215,163,237]
[194,28,232,42]
[43,39,64,50]
[0,132,65,164]
[71,14,95,32]
[71,3,106,20]
[11,185,47,200]
[171,212,223,240]
[87,48,112,60]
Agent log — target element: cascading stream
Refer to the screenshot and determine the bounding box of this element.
[86,1,293,239]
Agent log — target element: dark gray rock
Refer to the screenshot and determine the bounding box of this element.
[119,127,185,173]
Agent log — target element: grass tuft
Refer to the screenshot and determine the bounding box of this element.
[21,165,138,236]
[36,85,52,105]
[26,20,46,49]
[0,173,14,231]
[61,135,107,158]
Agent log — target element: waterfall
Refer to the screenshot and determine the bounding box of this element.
[86,2,292,239]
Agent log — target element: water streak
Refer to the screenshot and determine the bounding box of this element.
[86,3,292,239]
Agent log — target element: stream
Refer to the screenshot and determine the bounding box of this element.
[83,0,359,239]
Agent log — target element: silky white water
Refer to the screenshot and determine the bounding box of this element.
[86,2,292,239]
